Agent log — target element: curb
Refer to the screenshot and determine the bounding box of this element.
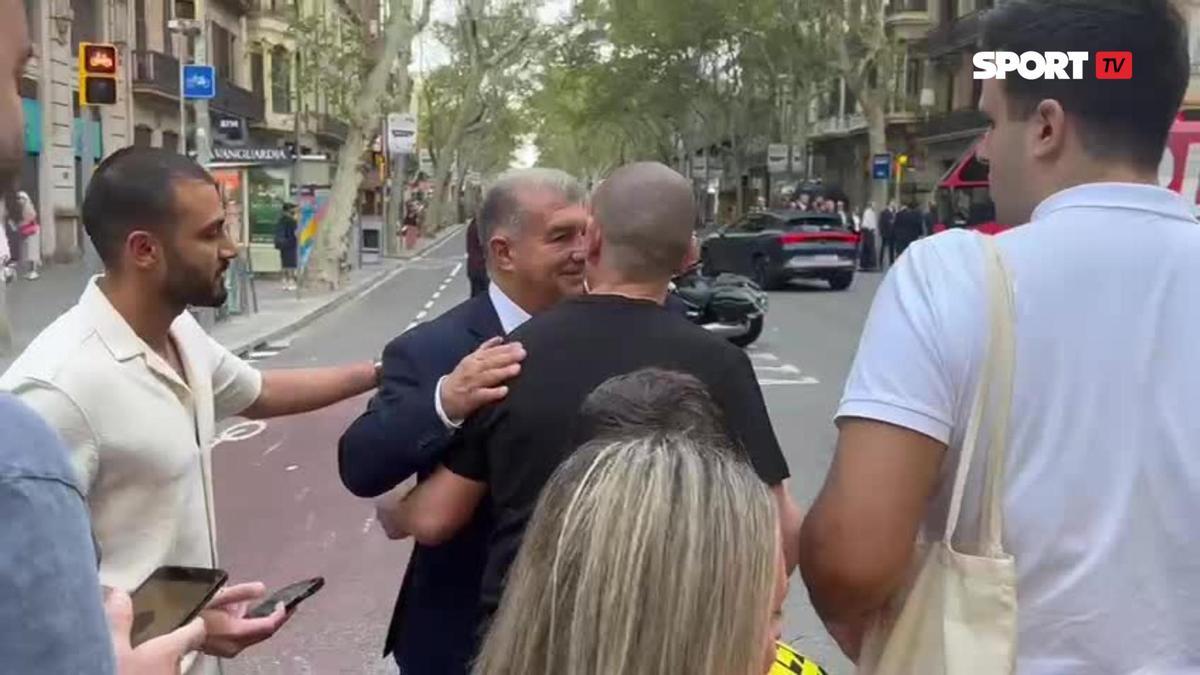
[227,222,466,356]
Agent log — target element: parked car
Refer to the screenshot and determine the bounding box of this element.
[700,209,859,291]
[668,265,768,347]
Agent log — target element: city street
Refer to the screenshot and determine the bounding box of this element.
[214,232,885,674]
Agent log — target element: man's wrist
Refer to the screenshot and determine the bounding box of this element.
[434,376,464,429]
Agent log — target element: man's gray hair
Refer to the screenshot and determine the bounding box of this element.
[477,168,585,248]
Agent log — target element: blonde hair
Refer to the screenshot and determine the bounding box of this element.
[472,434,778,675]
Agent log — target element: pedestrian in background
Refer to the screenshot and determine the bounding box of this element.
[877,201,897,268]
[344,167,588,675]
[923,200,937,237]
[892,201,923,259]
[1,147,384,674]
[859,202,878,271]
[274,202,298,290]
[466,215,489,297]
[800,1,1200,671]
[3,188,39,280]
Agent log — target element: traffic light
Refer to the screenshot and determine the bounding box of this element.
[78,43,118,106]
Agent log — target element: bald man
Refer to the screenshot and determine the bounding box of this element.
[387,162,802,618]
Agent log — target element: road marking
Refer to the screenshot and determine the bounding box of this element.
[248,350,281,360]
[432,291,441,300]
[424,300,435,310]
[451,262,463,276]
[362,516,375,534]
[755,363,801,375]
[295,486,310,502]
[285,464,299,471]
[415,310,427,321]
[758,377,820,386]
[404,322,417,332]
[213,420,268,446]
[262,440,283,457]
[749,352,780,362]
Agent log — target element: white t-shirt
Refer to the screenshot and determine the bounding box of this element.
[839,183,1200,673]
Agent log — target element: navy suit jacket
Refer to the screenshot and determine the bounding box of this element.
[338,292,502,674]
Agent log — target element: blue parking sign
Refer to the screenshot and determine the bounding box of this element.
[183,65,216,100]
[872,153,891,180]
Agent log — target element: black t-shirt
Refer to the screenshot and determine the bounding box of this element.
[444,294,790,610]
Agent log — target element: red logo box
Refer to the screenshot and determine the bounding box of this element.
[1095,51,1133,79]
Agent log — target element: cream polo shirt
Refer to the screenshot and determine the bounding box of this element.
[0,278,262,591]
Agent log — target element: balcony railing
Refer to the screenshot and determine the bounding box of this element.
[811,113,868,137]
[212,77,265,123]
[919,108,988,140]
[131,50,181,99]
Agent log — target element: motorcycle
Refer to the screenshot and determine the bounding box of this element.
[668,264,768,348]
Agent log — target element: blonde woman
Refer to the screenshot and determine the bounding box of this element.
[473,433,786,675]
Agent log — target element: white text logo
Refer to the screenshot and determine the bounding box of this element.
[973,51,1090,80]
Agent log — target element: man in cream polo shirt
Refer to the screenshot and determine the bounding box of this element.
[1,148,382,671]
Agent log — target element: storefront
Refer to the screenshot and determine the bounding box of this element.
[209,146,295,274]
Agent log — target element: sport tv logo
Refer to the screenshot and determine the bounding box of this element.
[973,51,1132,80]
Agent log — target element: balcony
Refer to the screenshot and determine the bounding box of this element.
[810,113,868,139]
[313,113,350,143]
[918,108,988,141]
[925,11,983,59]
[131,50,180,101]
[887,0,931,40]
[212,77,265,123]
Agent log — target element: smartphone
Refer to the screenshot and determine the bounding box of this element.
[129,566,228,647]
[246,577,325,619]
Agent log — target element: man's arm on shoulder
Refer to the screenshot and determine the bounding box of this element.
[338,333,450,497]
[798,238,965,658]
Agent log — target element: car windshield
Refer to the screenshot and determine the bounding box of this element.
[785,216,846,232]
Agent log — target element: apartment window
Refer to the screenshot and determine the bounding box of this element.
[162,130,180,152]
[251,51,265,98]
[271,46,291,114]
[212,23,234,80]
[906,58,923,103]
[135,125,154,147]
[135,0,147,50]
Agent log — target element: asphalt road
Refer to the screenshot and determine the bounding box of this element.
[213,231,886,675]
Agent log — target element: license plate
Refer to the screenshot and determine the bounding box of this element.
[809,254,841,263]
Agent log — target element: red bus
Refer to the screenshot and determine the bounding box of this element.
[932,112,1200,234]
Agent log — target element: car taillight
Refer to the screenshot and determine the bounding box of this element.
[780,232,859,244]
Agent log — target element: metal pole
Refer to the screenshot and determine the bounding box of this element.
[81,108,102,276]
[193,0,211,167]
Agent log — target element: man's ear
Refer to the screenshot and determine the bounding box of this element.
[585,217,603,263]
[126,231,161,271]
[1031,99,1067,161]
[678,234,700,274]
[489,234,514,273]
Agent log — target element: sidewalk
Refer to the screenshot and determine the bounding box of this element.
[0,223,464,372]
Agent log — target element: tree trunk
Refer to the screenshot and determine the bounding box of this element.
[303,0,428,289]
[862,91,888,208]
[386,152,407,256]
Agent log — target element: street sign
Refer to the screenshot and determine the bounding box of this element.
[183,65,216,100]
[872,153,892,180]
[768,144,789,174]
[387,113,417,155]
[691,154,708,179]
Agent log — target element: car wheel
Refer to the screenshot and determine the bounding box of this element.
[752,257,776,290]
[828,271,853,291]
[729,316,764,348]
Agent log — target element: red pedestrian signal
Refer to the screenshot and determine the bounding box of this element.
[79,43,119,106]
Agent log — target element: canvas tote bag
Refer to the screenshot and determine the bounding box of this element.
[856,234,1018,675]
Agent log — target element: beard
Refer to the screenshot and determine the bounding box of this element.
[163,245,228,308]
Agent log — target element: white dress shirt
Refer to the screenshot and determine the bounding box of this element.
[434,282,530,428]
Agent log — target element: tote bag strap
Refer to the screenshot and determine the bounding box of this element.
[943,234,1016,557]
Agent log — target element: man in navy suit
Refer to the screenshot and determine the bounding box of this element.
[338,167,588,674]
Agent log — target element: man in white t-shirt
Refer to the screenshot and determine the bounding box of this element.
[798,1,1200,672]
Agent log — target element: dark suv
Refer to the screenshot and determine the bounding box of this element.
[700,210,859,290]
